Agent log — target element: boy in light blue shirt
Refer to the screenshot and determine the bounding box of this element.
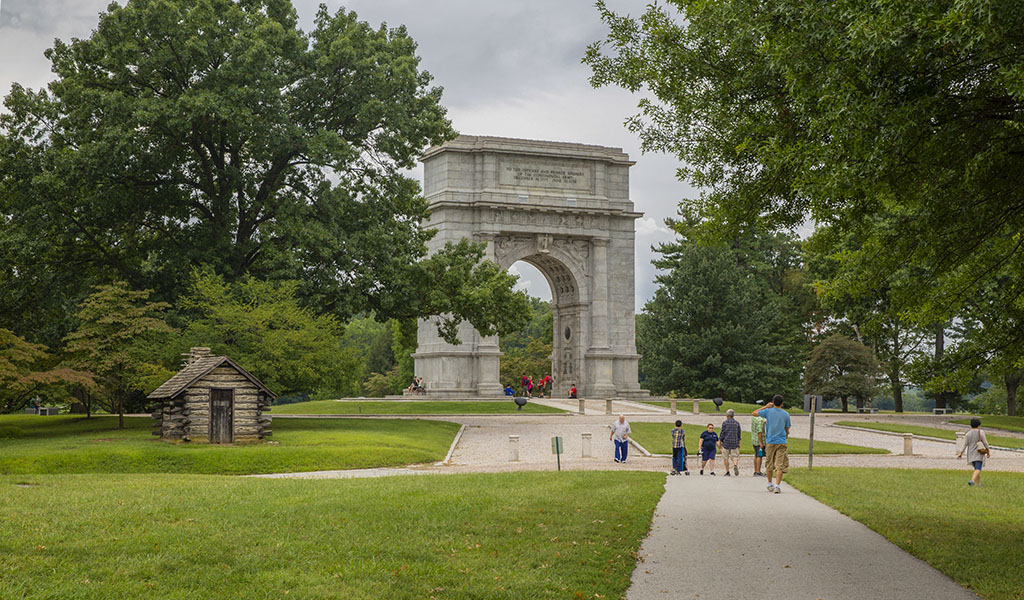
[752,395,791,493]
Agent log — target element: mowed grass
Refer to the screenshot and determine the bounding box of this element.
[274,400,566,414]
[642,400,807,415]
[834,421,1024,450]
[629,422,887,455]
[952,415,1024,434]
[0,415,459,475]
[0,471,665,600]
[787,468,1024,600]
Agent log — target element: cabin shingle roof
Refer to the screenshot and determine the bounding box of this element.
[147,356,276,400]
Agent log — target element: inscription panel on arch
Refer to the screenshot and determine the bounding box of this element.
[498,156,593,192]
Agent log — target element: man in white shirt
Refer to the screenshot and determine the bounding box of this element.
[610,415,631,463]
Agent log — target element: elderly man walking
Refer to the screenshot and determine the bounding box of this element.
[718,409,742,476]
[610,415,631,463]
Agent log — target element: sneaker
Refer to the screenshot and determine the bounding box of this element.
[684,470,690,476]
[699,469,704,475]
[724,472,730,477]
[710,472,716,476]
[614,458,621,463]
[968,481,974,486]
[753,472,763,477]
[734,465,740,476]
[773,486,781,494]
[767,484,776,492]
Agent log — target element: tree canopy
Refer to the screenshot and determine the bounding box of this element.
[0,0,527,347]
[586,0,1024,386]
[63,282,175,426]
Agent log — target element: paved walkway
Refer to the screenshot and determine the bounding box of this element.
[626,475,979,600]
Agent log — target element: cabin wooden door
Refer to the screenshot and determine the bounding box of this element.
[210,389,233,443]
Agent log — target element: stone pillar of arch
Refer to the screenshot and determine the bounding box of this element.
[412,135,648,398]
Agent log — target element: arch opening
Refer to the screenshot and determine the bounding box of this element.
[499,255,582,399]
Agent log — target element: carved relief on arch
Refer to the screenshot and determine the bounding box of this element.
[493,235,534,267]
[551,238,590,278]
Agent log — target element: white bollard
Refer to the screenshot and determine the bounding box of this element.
[956,431,966,454]
[578,398,586,415]
[670,399,677,415]
[902,433,914,456]
[692,399,700,415]
[605,399,613,415]
[582,432,592,458]
[509,434,520,462]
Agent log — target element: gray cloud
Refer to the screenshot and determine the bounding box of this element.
[0,0,692,309]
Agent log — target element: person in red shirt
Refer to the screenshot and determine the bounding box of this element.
[569,384,577,399]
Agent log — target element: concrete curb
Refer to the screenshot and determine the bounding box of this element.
[829,423,1024,454]
[272,412,571,418]
[439,424,466,465]
[629,438,652,457]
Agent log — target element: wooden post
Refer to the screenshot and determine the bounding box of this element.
[808,395,816,471]
[508,435,520,462]
[670,399,677,415]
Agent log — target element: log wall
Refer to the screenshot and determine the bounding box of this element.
[158,364,272,443]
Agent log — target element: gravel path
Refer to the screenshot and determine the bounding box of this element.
[264,410,1024,477]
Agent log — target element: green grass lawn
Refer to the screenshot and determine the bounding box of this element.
[274,400,566,414]
[642,400,808,415]
[0,471,664,600]
[834,420,1024,450]
[951,415,1024,434]
[629,422,887,455]
[0,415,460,475]
[787,468,1024,600]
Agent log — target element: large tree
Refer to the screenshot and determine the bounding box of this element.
[586,0,1024,369]
[805,226,928,412]
[637,235,807,402]
[803,334,882,413]
[0,0,527,346]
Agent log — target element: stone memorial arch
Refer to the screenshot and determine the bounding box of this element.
[413,136,648,398]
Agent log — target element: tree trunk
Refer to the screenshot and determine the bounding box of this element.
[893,382,904,413]
[1007,370,1021,417]
[118,395,125,429]
[934,327,947,410]
[841,395,849,412]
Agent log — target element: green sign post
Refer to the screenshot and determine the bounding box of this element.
[551,436,563,471]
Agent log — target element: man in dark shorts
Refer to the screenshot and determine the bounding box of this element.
[752,394,791,493]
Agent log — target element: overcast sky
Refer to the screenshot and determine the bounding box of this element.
[0,0,693,310]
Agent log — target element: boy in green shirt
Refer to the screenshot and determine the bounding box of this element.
[750,412,766,476]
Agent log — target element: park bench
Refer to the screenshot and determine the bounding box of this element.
[24,407,37,414]
[38,407,60,416]
[857,407,878,414]
[932,408,952,415]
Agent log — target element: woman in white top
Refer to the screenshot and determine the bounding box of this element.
[956,418,990,487]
